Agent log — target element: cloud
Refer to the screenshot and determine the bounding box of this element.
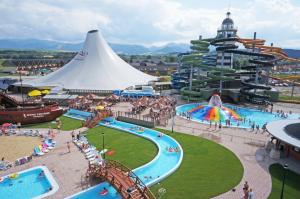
[0,0,300,48]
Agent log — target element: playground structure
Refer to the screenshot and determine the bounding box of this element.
[173,12,300,105]
[87,159,156,199]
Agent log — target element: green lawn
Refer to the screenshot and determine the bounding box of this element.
[85,126,243,198]
[23,116,83,131]
[85,126,158,169]
[150,128,243,199]
[268,164,300,199]
[279,95,300,102]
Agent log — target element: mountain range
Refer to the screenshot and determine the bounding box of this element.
[0,38,300,58]
[0,38,190,55]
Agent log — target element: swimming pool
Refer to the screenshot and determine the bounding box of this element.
[176,103,300,128]
[68,182,121,199]
[0,166,59,199]
[64,109,92,121]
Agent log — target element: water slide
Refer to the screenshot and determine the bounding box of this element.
[64,109,183,199]
[210,37,277,103]
[177,38,237,100]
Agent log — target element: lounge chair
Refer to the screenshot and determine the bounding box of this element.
[45,139,56,147]
[39,145,49,153]
[83,146,96,153]
[34,147,44,156]
[43,142,54,150]
[85,150,98,159]
[0,163,7,170]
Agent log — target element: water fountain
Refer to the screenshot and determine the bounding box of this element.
[187,94,241,122]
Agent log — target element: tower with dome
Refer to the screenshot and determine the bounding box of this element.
[216,12,238,69]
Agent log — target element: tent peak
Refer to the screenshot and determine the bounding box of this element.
[88,29,98,33]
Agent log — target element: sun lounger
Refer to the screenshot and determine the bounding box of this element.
[0,163,7,170]
[0,161,12,170]
[83,146,96,153]
[45,139,56,147]
[86,151,98,159]
[39,145,49,153]
[34,147,44,156]
[42,142,54,150]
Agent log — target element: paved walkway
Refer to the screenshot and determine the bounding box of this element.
[0,127,89,199]
[161,116,273,199]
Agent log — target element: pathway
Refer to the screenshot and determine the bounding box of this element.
[0,127,89,199]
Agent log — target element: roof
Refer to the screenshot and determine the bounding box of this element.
[266,119,300,148]
[22,30,157,91]
[222,18,234,25]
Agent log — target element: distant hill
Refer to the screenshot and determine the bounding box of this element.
[0,38,190,55]
[283,49,300,59]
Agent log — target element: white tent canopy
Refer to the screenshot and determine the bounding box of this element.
[23,30,157,91]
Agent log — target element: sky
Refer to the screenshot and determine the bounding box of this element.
[0,0,300,48]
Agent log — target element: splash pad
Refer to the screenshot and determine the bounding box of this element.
[183,94,241,123]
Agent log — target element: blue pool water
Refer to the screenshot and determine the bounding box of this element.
[71,182,121,199]
[176,103,300,128]
[0,167,55,199]
[102,120,183,186]
[64,110,183,199]
[64,109,92,121]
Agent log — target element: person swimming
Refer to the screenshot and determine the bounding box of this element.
[38,171,45,178]
[99,187,108,195]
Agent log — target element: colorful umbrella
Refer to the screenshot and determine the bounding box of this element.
[2,123,12,128]
[188,105,241,122]
[28,90,42,97]
[96,105,105,110]
[41,90,50,95]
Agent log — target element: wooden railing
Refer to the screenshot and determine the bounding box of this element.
[87,159,156,199]
[84,110,113,128]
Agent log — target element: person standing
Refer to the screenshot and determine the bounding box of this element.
[67,142,71,153]
[71,131,75,140]
[248,188,254,199]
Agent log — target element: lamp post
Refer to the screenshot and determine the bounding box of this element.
[280,164,288,199]
[171,110,175,133]
[102,132,105,159]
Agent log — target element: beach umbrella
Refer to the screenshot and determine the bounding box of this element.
[2,123,12,128]
[188,105,241,122]
[96,105,105,110]
[28,90,42,97]
[41,90,50,95]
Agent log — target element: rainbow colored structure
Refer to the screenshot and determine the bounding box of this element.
[188,105,241,122]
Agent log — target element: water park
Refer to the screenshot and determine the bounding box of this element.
[0,11,300,199]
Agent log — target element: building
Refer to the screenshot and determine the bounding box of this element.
[130,60,179,76]
[216,12,238,69]
[266,120,300,160]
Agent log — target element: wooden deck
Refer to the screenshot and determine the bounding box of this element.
[87,159,156,199]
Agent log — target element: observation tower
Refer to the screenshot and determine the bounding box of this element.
[216,12,238,69]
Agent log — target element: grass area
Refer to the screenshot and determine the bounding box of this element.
[85,125,243,198]
[23,116,83,131]
[279,95,300,102]
[150,128,243,199]
[268,164,300,199]
[85,126,158,168]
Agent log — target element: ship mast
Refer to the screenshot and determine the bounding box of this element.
[19,72,25,106]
